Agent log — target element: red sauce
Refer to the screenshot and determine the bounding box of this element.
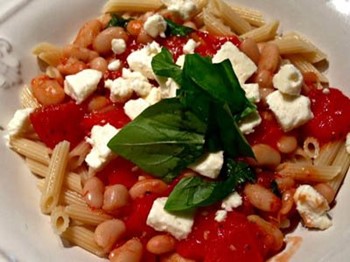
[177,208,265,262]
[302,88,350,144]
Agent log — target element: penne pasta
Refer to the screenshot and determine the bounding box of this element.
[229,4,265,27]
[68,141,91,171]
[272,37,316,55]
[61,226,106,257]
[303,137,320,159]
[9,137,51,165]
[328,144,350,193]
[202,8,234,36]
[40,140,70,214]
[240,20,279,43]
[314,140,343,166]
[103,0,162,13]
[20,85,41,109]
[51,206,70,235]
[32,42,63,67]
[65,205,112,226]
[288,148,312,164]
[276,162,341,182]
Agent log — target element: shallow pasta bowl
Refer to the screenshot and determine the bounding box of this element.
[0,0,349,261]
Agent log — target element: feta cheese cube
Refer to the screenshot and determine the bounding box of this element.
[107,59,121,71]
[221,192,243,211]
[273,64,303,96]
[266,90,313,132]
[64,69,102,104]
[122,69,153,97]
[6,108,34,137]
[123,98,151,120]
[146,197,194,240]
[143,14,167,38]
[105,78,133,103]
[239,111,262,135]
[214,210,227,222]
[212,41,257,85]
[189,151,224,179]
[176,54,185,68]
[145,87,162,105]
[183,39,198,54]
[127,41,161,79]
[242,83,260,103]
[161,0,197,19]
[111,38,126,55]
[346,133,350,154]
[85,124,119,171]
[293,185,332,230]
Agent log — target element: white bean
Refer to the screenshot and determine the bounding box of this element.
[95,219,126,253]
[103,184,130,212]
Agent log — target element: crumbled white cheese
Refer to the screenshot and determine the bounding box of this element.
[85,124,119,171]
[221,192,243,211]
[122,69,153,97]
[6,108,34,137]
[64,69,102,104]
[107,59,121,71]
[242,83,260,103]
[183,39,198,54]
[145,87,162,105]
[156,76,179,99]
[123,98,151,120]
[273,64,303,96]
[111,38,126,55]
[212,41,257,85]
[143,14,167,38]
[161,0,197,19]
[346,133,350,154]
[146,197,194,240]
[176,54,185,68]
[239,111,262,135]
[293,185,332,230]
[322,88,330,94]
[214,210,227,222]
[266,90,313,132]
[127,41,161,79]
[189,151,224,179]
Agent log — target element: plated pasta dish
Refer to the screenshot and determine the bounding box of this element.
[5,0,350,261]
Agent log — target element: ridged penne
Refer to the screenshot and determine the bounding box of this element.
[51,206,70,235]
[287,148,312,164]
[61,226,106,257]
[9,137,51,165]
[314,140,343,166]
[32,42,63,67]
[276,162,341,182]
[216,0,252,34]
[65,205,112,226]
[240,20,279,42]
[203,8,234,36]
[272,37,315,55]
[328,144,350,192]
[20,85,41,109]
[69,141,91,170]
[40,140,70,214]
[103,0,162,13]
[303,137,320,159]
[230,4,265,27]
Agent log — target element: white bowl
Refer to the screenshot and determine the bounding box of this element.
[0,1,349,261]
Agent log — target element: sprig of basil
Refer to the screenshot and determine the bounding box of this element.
[165,159,255,211]
[107,14,132,28]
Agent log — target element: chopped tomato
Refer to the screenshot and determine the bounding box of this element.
[30,102,85,149]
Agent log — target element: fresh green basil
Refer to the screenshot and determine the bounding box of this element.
[107,14,132,28]
[165,159,255,211]
[108,98,206,181]
[165,18,194,36]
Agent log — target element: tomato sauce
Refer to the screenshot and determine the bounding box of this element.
[302,88,350,144]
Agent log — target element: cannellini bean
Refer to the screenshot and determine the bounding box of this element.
[160,253,196,262]
[89,57,108,73]
[314,183,336,204]
[74,19,103,48]
[239,38,260,65]
[99,13,112,28]
[126,20,143,36]
[31,75,65,106]
[109,238,143,262]
[95,219,126,253]
[88,96,110,112]
[259,87,274,108]
[248,215,284,252]
[279,189,295,216]
[129,179,168,199]
[136,29,154,44]
[252,144,281,167]
[183,21,197,30]
[258,43,280,73]
[244,183,281,212]
[93,27,129,54]
[254,69,273,89]
[63,44,99,62]
[275,176,295,192]
[146,234,176,255]
[277,136,298,154]
[83,177,105,209]
[103,184,130,212]
[57,57,87,75]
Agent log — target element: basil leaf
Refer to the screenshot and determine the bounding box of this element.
[165,18,194,36]
[151,48,183,85]
[107,14,132,28]
[108,98,206,179]
[165,159,255,211]
[271,180,282,198]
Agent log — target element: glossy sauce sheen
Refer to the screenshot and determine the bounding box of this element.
[28,30,350,261]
